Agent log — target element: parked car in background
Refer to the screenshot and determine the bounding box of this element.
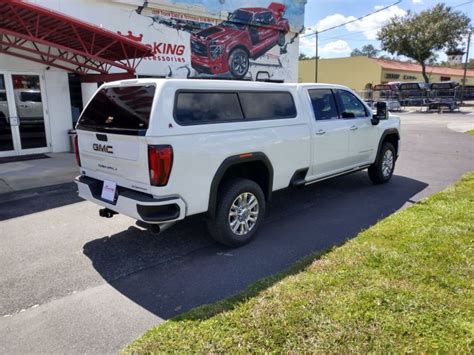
[14,89,43,124]
[191,2,289,78]
[0,89,44,131]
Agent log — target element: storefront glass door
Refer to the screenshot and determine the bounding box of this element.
[0,72,50,157]
[0,74,15,154]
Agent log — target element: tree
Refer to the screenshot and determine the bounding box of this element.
[350,44,379,57]
[299,53,317,60]
[378,3,470,83]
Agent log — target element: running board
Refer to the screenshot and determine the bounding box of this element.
[304,165,371,186]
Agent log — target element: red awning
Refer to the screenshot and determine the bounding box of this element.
[0,0,152,81]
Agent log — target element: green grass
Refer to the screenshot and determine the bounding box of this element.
[124,173,474,354]
[467,130,474,136]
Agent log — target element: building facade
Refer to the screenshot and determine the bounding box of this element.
[1,0,306,158]
[299,56,474,91]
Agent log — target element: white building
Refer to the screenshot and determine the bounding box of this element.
[0,0,306,158]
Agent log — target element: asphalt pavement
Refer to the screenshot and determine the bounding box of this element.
[0,112,473,354]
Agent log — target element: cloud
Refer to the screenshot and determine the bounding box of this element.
[412,0,423,4]
[299,37,351,57]
[305,5,407,41]
[320,40,351,53]
[299,5,406,57]
[314,14,349,32]
[345,5,407,40]
[299,28,318,56]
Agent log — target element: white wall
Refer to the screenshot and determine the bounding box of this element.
[44,71,73,152]
[0,55,73,153]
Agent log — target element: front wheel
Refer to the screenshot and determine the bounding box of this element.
[368,142,396,184]
[207,178,266,247]
[228,48,249,79]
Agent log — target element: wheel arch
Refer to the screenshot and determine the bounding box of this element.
[208,152,273,218]
[229,44,250,56]
[376,128,400,161]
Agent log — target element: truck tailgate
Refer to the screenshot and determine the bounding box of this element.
[78,131,150,185]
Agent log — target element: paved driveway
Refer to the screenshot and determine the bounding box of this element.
[1,112,473,353]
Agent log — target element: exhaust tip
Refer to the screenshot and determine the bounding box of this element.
[136,220,161,233]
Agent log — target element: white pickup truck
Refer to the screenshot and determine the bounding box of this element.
[74,79,400,246]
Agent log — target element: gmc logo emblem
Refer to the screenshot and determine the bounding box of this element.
[93,143,113,154]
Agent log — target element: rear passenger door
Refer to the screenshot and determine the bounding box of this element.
[308,88,352,178]
[334,89,377,167]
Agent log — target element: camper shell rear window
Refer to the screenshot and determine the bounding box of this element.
[77,85,155,136]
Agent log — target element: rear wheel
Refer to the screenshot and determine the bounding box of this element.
[208,178,265,247]
[368,142,396,184]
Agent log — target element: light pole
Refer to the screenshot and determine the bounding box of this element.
[314,31,319,83]
[461,28,472,105]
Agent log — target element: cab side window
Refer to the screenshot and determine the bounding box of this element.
[309,89,339,121]
[335,90,368,118]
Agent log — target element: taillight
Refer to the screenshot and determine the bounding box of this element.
[73,135,81,167]
[148,145,173,186]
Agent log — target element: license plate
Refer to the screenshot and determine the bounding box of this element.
[101,180,117,202]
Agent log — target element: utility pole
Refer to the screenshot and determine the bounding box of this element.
[461,28,472,105]
[314,31,318,83]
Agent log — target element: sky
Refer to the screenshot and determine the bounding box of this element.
[300,0,474,62]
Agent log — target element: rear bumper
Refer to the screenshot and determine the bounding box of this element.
[75,175,186,224]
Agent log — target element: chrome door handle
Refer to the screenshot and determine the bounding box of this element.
[350,125,358,131]
[315,129,326,135]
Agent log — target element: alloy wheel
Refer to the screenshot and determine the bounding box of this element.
[228,192,259,236]
[382,149,394,177]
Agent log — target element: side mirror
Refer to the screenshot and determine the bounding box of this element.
[372,101,388,125]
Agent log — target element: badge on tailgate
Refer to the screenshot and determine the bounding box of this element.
[93,143,113,154]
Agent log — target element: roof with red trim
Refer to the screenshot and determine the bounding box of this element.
[371,58,474,78]
[0,0,152,80]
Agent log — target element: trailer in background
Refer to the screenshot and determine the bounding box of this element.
[373,84,401,111]
[427,81,460,112]
[398,82,430,107]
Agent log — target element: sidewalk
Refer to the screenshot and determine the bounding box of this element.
[0,153,79,195]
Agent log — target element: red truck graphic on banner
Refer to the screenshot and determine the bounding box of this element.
[190,2,289,78]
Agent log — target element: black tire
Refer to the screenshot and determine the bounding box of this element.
[368,142,396,184]
[207,178,266,247]
[278,32,285,46]
[228,48,249,79]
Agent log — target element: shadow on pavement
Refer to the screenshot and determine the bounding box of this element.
[83,172,428,320]
[0,183,82,221]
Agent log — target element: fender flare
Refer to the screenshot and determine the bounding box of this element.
[208,152,274,218]
[228,44,250,58]
[376,128,400,162]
